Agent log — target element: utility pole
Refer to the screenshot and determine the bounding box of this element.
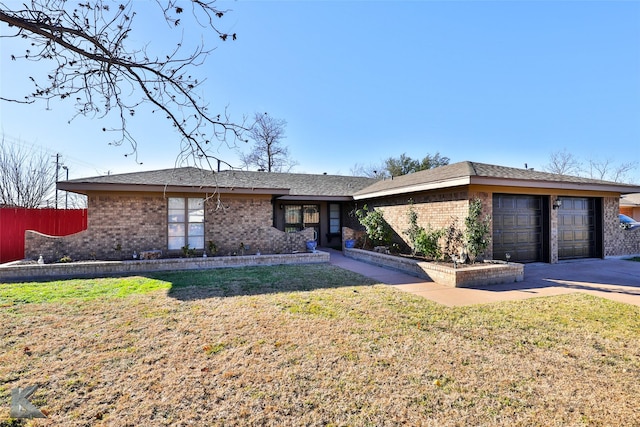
[62,166,69,209]
[53,153,61,209]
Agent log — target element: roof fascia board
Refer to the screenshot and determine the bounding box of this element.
[470,177,640,194]
[276,195,353,202]
[57,183,290,196]
[354,177,471,200]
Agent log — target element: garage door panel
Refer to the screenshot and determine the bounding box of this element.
[501,215,515,227]
[516,215,531,227]
[500,232,516,245]
[493,194,543,263]
[557,197,595,260]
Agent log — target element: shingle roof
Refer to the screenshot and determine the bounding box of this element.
[59,167,379,198]
[59,162,640,200]
[353,161,640,199]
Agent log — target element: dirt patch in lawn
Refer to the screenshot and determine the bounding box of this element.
[1,264,639,426]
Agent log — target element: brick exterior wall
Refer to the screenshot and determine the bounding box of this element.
[23,188,639,264]
[356,190,497,259]
[359,190,470,252]
[604,196,640,256]
[550,196,560,263]
[25,192,315,262]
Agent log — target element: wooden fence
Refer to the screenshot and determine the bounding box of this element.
[0,207,88,263]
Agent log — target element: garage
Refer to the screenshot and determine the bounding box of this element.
[557,197,601,260]
[492,194,548,263]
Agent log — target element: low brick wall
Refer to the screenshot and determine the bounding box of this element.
[0,251,329,282]
[417,260,524,287]
[343,248,523,288]
[25,226,316,264]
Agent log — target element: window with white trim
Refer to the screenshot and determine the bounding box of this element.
[168,197,205,250]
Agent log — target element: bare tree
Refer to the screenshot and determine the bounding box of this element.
[0,136,55,208]
[0,0,246,168]
[239,112,297,172]
[350,162,387,178]
[543,149,582,176]
[544,149,637,183]
[587,158,638,183]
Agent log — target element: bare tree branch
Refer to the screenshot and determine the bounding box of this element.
[544,149,638,183]
[0,136,55,208]
[543,149,582,176]
[239,112,297,172]
[588,158,638,183]
[0,0,247,168]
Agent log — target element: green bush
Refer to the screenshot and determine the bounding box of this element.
[404,201,443,259]
[464,198,492,263]
[355,205,392,247]
[414,226,443,260]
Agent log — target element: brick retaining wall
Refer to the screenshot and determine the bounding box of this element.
[0,251,329,282]
[343,247,523,288]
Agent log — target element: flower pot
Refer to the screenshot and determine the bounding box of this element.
[344,239,356,248]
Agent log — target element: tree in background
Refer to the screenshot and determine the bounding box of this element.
[385,153,420,177]
[586,158,637,183]
[543,149,637,183]
[0,137,87,208]
[0,136,54,208]
[543,149,582,176]
[239,112,298,172]
[352,152,450,178]
[349,163,388,178]
[417,152,450,171]
[0,0,245,167]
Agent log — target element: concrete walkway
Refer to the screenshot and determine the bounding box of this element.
[325,248,640,307]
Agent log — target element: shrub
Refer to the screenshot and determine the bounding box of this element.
[414,226,444,260]
[442,218,464,263]
[404,201,443,259]
[464,198,492,263]
[404,201,421,255]
[355,205,392,247]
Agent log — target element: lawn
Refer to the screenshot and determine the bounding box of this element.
[1,264,639,426]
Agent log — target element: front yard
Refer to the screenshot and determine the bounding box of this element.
[1,264,639,426]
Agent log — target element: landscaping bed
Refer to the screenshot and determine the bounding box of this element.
[343,247,523,287]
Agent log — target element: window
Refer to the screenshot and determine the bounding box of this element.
[284,204,319,233]
[329,203,341,234]
[168,197,204,250]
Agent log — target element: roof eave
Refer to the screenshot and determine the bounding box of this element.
[470,177,640,193]
[353,177,471,200]
[353,175,640,200]
[276,195,354,202]
[57,182,290,196]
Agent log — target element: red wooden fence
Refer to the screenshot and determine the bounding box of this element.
[0,207,88,263]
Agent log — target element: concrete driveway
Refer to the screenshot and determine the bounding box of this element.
[328,249,640,307]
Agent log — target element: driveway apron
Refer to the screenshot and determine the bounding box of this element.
[326,248,640,307]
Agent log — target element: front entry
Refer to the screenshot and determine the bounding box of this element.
[284,204,320,241]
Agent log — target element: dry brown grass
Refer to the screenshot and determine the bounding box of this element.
[1,264,639,426]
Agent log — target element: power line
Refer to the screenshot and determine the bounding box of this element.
[1,132,109,176]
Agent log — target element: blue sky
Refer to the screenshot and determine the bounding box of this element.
[1,0,639,183]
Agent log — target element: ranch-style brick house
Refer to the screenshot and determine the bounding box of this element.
[27,161,640,264]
